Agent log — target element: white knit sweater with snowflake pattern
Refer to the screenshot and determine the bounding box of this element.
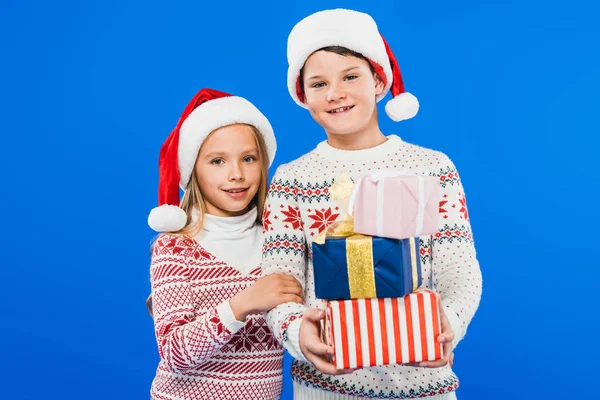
[261,135,482,399]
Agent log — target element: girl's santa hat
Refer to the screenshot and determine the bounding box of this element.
[287,8,419,122]
[148,88,277,232]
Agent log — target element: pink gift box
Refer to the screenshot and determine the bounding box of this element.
[351,172,440,240]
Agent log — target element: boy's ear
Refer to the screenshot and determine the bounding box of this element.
[374,73,385,96]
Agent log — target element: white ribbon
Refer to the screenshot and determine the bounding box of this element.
[415,176,425,237]
[349,170,427,237]
[376,177,385,236]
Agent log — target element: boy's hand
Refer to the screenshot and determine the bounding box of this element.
[299,308,354,375]
[407,302,455,368]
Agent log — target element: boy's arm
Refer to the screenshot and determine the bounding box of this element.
[261,164,310,362]
[431,155,483,350]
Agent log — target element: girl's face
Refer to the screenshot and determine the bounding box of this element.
[194,124,262,218]
[302,50,385,138]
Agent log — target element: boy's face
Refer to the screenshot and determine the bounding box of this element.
[302,51,385,137]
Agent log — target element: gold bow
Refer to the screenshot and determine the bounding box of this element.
[313,172,356,245]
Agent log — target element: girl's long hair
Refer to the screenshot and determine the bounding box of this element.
[146,124,270,317]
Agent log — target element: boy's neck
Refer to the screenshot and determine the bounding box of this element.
[325,127,387,151]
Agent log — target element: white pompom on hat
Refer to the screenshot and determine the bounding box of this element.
[287,8,419,122]
[148,88,277,232]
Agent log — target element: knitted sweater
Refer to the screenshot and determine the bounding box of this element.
[149,209,284,400]
[261,135,482,399]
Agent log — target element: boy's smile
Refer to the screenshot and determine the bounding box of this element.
[327,105,355,114]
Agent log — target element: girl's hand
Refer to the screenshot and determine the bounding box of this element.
[230,274,304,321]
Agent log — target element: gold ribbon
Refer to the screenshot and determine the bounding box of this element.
[346,234,377,298]
[409,237,419,291]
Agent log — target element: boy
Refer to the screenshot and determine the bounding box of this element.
[262,9,482,399]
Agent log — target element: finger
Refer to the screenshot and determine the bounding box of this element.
[305,337,333,356]
[281,275,302,284]
[340,368,359,374]
[437,315,454,344]
[269,274,292,284]
[438,304,452,329]
[304,308,326,322]
[420,354,451,368]
[309,355,346,375]
[283,294,304,304]
[445,342,453,362]
[279,274,301,283]
[437,331,454,344]
[283,283,305,296]
[419,358,449,368]
[404,362,422,367]
[438,342,452,364]
[421,344,452,368]
[440,312,450,330]
[440,314,454,341]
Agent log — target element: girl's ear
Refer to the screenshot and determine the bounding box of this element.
[374,73,385,97]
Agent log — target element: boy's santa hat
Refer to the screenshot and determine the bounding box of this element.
[148,88,277,232]
[287,8,419,122]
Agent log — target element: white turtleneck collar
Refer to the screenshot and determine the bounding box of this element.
[192,207,262,275]
[315,134,404,162]
[201,206,258,234]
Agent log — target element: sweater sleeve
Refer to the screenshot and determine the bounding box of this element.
[431,155,483,350]
[150,235,246,372]
[261,164,310,362]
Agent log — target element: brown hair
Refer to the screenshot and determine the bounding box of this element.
[146,124,270,317]
[298,46,377,93]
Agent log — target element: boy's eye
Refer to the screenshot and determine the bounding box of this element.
[210,158,224,165]
[311,82,325,88]
[243,155,257,162]
[345,75,359,81]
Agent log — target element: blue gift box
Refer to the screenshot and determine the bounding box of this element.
[311,234,422,300]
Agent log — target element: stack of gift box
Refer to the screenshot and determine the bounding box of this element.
[312,171,444,369]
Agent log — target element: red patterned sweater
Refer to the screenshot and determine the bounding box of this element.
[149,233,284,400]
[261,135,482,399]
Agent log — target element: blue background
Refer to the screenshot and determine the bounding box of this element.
[1,0,598,398]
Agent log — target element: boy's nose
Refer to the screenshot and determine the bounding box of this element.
[327,84,346,102]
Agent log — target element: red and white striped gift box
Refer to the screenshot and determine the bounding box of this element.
[324,290,443,369]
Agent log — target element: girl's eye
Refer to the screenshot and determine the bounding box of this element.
[345,75,359,81]
[210,158,224,165]
[243,155,257,162]
[311,82,325,88]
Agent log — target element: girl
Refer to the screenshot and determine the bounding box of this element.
[147,88,303,400]
[261,9,482,400]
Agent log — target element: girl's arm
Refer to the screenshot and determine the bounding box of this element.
[431,154,483,350]
[150,235,245,372]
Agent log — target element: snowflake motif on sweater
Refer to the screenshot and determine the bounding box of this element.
[261,135,482,399]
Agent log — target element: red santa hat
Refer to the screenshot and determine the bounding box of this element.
[287,8,419,122]
[148,88,277,232]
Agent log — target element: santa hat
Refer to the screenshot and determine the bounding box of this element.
[287,8,419,122]
[148,88,277,232]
